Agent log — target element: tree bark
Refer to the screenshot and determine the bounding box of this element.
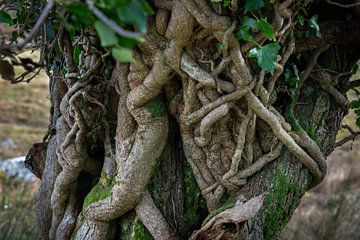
[22,1,360,239]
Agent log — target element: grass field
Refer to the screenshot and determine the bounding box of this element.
[0,50,48,239]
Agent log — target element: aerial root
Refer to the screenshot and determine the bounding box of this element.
[135,191,179,240]
[245,92,325,186]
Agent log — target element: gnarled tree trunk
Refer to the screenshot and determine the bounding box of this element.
[24,0,360,239]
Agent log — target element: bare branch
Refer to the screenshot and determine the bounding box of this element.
[326,0,360,8]
[1,0,55,50]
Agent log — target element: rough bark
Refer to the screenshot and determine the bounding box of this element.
[21,0,360,239]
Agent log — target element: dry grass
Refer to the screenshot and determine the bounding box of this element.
[0,177,40,240]
[0,50,49,239]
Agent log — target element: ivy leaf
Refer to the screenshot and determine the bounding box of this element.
[356,117,360,127]
[73,46,83,65]
[66,3,94,26]
[351,63,359,75]
[298,14,305,26]
[117,1,153,33]
[223,0,230,7]
[309,15,321,38]
[350,100,360,109]
[112,47,134,63]
[94,21,118,47]
[285,64,300,87]
[243,16,257,30]
[245,0,265,13]
[0,10,13,24]
[257,18,276,41]
[236,16,257,42]
[249,43,280,74]
[236,27,253,42]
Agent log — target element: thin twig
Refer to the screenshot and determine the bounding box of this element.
[1,0,55,50]
[335,124,360,147]
[326,0,360,8]
[86,0,144,40]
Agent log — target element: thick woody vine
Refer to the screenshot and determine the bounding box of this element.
[71,0,329,238]
[1,0,358,239]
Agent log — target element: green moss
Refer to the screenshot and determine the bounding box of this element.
[202,194,235,225]
[131,217,153,240]
[183,164,207,224]
[144,96,167,117]
[83,172,115,210]
[263,170,300,240]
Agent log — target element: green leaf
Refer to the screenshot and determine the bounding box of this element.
[117,1,152,33]
[245,0,265,13]
[236,27,253,42]
[285,64,299,88]
[354,109,360,115]
[210,0,223,2]
[292,64,299,81]
[309,15,321,38]
[223,0,231,7]
[356,118,360,127]
[243,16,257,30]
[257,18,275,41]
[350,100,360,109]
[248,43,280,74]
[0,10,13,24]
[73,46,83,65]
[351,63,359,75]
[298,14,305,26]
[112,47,134,63]
[66,3,94,26]
[94,21,118,47]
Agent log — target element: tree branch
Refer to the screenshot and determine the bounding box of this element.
[0,0,55,50]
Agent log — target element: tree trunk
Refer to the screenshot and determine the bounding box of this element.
[23,1,360,239]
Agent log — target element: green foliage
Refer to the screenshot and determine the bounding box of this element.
[72,46,83,65]
[236,17,276,42]
[285,64,300,89]
[94,21,119,47]
[350,100,360,127]
[249,43,280,74]
[296,10,322,39]
[309,15,321,38]
[0,10,13,24]
[352,63,359,75]
[257,18,276,41]
[245,0,265,13]
[117,1,154,33]
[263,170,300,240]
[65,3,94,27]
[236,16,258,42]
[112,47,134,63]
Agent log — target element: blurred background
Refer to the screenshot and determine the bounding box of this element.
[0,51,359,240]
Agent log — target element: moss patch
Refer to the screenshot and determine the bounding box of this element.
[83,172,115,210]
[144,96,167,117]
[202,193,235,225]
[183,164,207,224]
[263,170,300,240]
[131,217,153,240]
